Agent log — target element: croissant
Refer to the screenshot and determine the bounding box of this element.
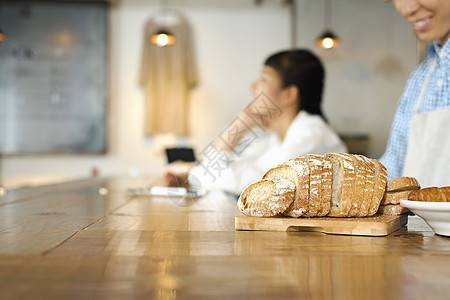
[408,186,450,202]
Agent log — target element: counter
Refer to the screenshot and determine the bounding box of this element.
[1,177,449,299]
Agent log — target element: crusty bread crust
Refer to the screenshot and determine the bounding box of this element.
[327,153,355,217]
[238,153,389,218]
[302,155,323,217]
[386,177,420,192]
[263,158,310,217]
[319,156,332,216]
[368,159,387,216]
[238,178,295,217]
[357,155,375,217]
[377,204,411,215]
[326,154,343,215]
[408,186,450,202]
[284,158,310,217]
[381,190,414,205]
[349,154,365,217]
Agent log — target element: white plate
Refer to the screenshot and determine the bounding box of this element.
[400,199,450,237]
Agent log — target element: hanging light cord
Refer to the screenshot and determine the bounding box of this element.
[151,0,177,47]
[324,0,331,29]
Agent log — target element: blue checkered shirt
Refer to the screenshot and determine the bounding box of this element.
[380,39,450,180]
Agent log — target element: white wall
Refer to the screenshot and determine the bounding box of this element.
[1,0,290,187]
[295,0,417,158]
[1,0,418,188]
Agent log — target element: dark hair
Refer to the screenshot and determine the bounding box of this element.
[264,49,326,119]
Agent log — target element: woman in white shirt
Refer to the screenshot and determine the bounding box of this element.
[165,49,347,195]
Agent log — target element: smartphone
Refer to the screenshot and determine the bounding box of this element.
[165,147,196,163]
[125,186,206,198]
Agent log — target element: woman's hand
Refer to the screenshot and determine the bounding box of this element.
[213,108,258,152]
[163,161,195,187]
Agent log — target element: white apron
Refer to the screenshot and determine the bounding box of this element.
[402,58,450,187]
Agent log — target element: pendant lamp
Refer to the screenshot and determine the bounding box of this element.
[315,0,341,49]
[0,4,5,42]
[150,0,176,47]
[151,30,176,47]
[0,29,5,42]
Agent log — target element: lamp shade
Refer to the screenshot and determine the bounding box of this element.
[0,29,5,42]
[150,30,176,47]
[315,30,341,49]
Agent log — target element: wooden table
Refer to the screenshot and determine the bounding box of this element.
[1,177,450,299]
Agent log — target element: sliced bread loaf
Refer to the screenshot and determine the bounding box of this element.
[238,178,296,217]
[263,158,310,217]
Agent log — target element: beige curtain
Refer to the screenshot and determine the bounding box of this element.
[139,13,197,136]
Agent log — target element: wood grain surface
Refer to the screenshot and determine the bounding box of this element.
[1,176,450,299]
[235,214,408,236]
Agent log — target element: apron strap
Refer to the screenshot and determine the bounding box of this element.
[414,57,438,113]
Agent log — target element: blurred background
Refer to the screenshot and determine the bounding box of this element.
[0,0,419,188]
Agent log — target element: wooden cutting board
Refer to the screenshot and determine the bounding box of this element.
[235,214,408,236]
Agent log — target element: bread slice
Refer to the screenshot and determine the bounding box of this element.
[348,154,365,217]
[324,153,343,216]
[381,190,414,205]
[368,159,387,216]
[318,155,332,216]
[326,153,355,217]
[377,204,411,215]
[356,155,375,217]
[237,178,295,217]
[302,155,323,217]
[263,158,310,217]
[386,177,420,192]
